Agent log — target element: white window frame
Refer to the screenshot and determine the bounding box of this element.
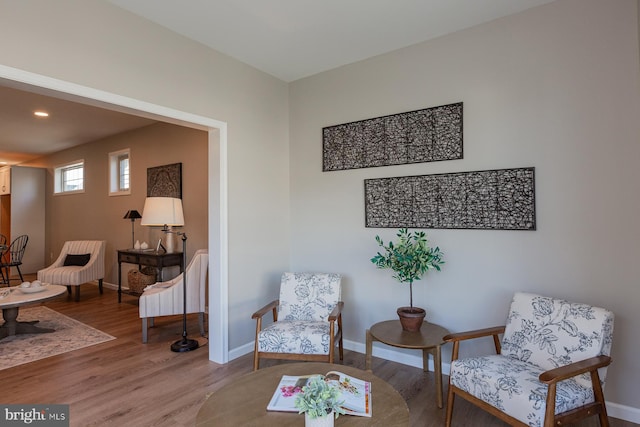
[54,160,85,195]
[109,149,131,196]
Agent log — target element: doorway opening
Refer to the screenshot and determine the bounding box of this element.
[0,64,229,363]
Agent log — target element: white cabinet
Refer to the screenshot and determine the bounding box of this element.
[0,166,10,195]
[0,166,46,274]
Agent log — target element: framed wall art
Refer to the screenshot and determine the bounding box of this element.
[364,167,536,230]
[323,102,463,171]
[147,162,182,198]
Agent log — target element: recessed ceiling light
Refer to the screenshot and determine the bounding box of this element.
[34,111,49,117]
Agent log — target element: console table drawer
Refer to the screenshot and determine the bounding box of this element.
[119,253,139,264]
[138,255,162,266]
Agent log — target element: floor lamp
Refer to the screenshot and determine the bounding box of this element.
[141,197,199,352]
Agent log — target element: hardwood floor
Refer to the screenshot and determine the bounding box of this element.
[1,280,636,427]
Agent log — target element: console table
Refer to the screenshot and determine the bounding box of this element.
[117,249,184,302]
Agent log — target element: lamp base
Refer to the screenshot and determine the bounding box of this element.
[171,337,199,352]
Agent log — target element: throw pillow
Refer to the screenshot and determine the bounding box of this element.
[63,253,91,266]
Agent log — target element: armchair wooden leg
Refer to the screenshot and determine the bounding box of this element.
[75,286,80,302]
[445,384,455,427]
[592,372,610,427]
[98,279,103,294]
[253,319,262,371]
[67,286,72,295]
[253,351,260,371]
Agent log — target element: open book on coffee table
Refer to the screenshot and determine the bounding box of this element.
[267,370,372,417]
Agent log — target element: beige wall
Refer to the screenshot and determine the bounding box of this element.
[26,122,208,286]
[289,0,640,414]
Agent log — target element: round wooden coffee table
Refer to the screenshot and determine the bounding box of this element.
[0,284,67,339]
[196,362,409,426]
[365,320,449,408]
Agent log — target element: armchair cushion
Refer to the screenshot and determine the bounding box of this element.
[450,355,595,425]
[63,253,91,266]
[256,320,333,355]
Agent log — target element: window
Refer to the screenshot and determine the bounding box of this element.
[109,149,131,196]
[54,160,84,194]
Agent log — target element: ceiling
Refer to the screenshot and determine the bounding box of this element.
[0,83,156,166]
[106,0,555,82]
[1,0,554,165]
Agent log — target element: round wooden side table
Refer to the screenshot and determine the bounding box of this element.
[365,320,449,408]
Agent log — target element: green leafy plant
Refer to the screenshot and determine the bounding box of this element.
[294,376,346,420]
[371,228,444,309]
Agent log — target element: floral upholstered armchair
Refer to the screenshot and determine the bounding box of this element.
[444,292,614,427]
[251,272,343,370]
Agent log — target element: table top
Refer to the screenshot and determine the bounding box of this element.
[369,320,449,350]
[195,362,409,427]
[0,284,67,309]
[118,249,182,256]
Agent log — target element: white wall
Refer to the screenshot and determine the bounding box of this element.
[289,0,640,414]
[0,0,291,350]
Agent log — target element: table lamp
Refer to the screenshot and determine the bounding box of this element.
[123,210,142,249]
[140,197,184,253]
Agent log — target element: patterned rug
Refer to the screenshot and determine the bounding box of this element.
[0,306,115,370]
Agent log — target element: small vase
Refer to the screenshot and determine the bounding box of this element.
[134,240,141,250]
[397,306,426,331]
[304,412,334,427]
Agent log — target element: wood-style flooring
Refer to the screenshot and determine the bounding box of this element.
[1,278,636,427]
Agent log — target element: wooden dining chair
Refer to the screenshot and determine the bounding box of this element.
[0,234,8,285]
[0,234,28,285]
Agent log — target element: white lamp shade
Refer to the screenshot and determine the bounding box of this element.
[141,197,185,226]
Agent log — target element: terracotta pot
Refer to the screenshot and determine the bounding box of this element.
[397,306,426,332]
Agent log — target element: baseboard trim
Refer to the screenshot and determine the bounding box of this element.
[232,338,640,424]
[607,402,640,424]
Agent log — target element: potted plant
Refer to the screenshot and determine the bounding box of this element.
[371,228,444,331]
[294,376,345,427]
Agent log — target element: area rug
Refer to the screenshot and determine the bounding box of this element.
[0,306,115,370]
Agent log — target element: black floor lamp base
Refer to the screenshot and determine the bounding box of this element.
[171,337,199,352]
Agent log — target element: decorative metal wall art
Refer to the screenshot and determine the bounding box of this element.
[147,163,182,198]
[322,102,463,171]
[364,167,535,230]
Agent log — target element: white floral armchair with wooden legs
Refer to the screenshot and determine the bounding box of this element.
[252,272,343,370]
[139,249,208,343]
[444,292,614,427]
